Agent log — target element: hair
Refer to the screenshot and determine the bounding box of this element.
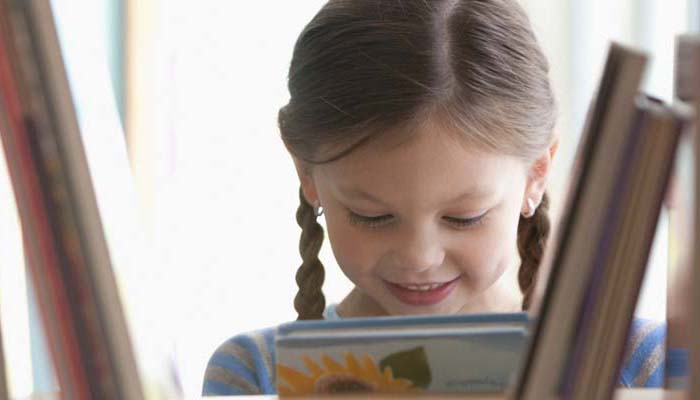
[280,0,557,319]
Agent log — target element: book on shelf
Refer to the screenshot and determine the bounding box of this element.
[0,311,7,400]
[672,33,700,398]
[515,43,692,400]
[665,34,696,390]
[0,0,144,399]
[275,312,529,395]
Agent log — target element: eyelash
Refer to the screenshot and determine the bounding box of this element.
[345,210,488,229]
[346,212,392,228]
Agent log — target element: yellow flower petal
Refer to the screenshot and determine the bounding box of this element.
[322,354,345,373]
[383,366,394,381]
[303,356,324,377]
[362,355,383,381]
[277,363,315,392]
[345,353,362,376]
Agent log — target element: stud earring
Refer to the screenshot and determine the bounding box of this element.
[313,202,324,217]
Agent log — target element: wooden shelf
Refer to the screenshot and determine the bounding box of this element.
[203,389,684,399]
[18,388,686,399]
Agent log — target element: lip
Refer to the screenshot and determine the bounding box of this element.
[384,276,461,307]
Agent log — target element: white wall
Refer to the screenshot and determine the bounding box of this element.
[135,1,355,396]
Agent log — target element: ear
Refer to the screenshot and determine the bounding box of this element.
[292,156,320,207]
[522,136,559,213]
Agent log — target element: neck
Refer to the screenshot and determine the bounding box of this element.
[336,288,389,318]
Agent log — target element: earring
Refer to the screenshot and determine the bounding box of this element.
[522,197,537,218]
[313,201,324,217]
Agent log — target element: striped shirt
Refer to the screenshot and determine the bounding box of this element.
[201,305,684,396]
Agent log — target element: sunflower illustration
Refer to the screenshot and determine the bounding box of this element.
[277,352,421,395]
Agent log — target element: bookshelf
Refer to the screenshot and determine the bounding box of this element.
[203,390,682,399]
[12,388,687,400]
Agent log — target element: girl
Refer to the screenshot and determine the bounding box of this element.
[202,0,678,395]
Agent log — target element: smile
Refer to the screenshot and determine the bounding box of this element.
[395,282,451,291]
[384,276,461,306]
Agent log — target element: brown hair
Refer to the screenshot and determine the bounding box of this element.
[280,0,557,319]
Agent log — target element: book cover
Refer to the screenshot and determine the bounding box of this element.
[275,313,528,395]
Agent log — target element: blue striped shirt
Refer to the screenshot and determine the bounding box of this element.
[201,305,684,396]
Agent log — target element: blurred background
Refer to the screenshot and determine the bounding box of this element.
[0,0,695,398]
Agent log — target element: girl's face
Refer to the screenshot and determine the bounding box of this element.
[297,124,552,317]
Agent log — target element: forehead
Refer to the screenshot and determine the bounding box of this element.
[316,127,526,203]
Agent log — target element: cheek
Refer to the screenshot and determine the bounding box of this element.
[324,217,378,279]
[452,211,520,285]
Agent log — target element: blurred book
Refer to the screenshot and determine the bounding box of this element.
[275,312,528,395]
[0,312,7,400]
[672,34,700,397]
[516,42,691,400]
[0,0,144,399]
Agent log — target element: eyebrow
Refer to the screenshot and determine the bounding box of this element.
[341,187,491,206]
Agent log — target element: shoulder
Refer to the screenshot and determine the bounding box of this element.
[619,318,666,387]
[202,327,277,396]
[323,303,341,320]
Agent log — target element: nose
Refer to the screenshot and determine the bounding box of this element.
[390,224,446,274]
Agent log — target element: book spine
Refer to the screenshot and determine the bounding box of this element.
[562,103,648,399]
[0,309,8,400]
[596,104,687,399]
[0,2,89,398]
[674,34,700,399]
[516,44,648,400]
[0,0,145,398]
[23,0,144,398]
[14,7,119,400]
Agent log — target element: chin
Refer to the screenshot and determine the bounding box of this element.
[384,301,462,317]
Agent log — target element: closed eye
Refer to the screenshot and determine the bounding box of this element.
[443,213,488,229]
[347,209,488,230]
[346,210,393,228]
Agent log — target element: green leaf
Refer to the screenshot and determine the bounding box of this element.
[379,346,432,389]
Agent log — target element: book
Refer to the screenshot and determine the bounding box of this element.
[665,131,693,390]
[0,311,7,400]
[566,97,689,399]
[515,41,647,399]
[0,0,144,399]
[515,42,692,400]
[275,312,529,395]
[673,34,700,397]
[665,34,698,390]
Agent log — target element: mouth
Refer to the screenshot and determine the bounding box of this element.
[384,276,461,307]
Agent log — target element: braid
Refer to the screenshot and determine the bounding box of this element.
[517,192,551,311]
[294,186,326,320]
